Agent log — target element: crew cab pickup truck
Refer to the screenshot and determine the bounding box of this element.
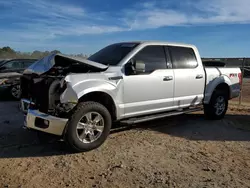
[20,41,242,152]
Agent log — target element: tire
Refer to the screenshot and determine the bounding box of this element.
[64,101,112,152]
[10,84,21,100]
[204,90,228,120]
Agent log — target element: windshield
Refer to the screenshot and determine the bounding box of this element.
[0,60,7,66]
[88,42,139,66]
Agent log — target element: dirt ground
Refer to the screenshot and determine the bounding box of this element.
[0,100,250,188]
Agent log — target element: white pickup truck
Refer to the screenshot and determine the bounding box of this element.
[20,41,242,152]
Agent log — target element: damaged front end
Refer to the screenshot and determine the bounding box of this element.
[20,53,108,136]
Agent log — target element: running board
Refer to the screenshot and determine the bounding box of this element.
[120,107,203,125]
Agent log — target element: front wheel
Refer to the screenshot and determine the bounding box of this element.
[64,101,112,152]
[204,91,228,120]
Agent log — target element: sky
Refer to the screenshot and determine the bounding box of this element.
[0,0,250,57]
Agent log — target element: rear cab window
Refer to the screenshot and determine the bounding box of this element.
[167,46,198,69]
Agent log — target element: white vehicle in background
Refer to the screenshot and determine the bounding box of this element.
[20,41,242,152]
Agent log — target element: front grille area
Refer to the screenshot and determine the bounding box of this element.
[20,74,55,113]
[20,75,33,99]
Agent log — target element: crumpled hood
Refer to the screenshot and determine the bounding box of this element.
[23,53,108,75]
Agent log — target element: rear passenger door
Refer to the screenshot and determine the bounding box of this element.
[167,46,205,108]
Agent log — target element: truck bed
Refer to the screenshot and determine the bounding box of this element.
[204,67,241,103]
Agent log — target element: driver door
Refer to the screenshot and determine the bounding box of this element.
[122,45,175,118]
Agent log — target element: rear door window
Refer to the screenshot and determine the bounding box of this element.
[168,46,198,69]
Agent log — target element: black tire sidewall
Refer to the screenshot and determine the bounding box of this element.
[65,102,112,152]
[204,91,228,120]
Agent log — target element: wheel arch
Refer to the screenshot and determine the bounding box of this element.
[204,75,232,104]
[214,83,230,99]
[78,91,117,121]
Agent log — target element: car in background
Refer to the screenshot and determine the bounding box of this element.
[0,58,37,99]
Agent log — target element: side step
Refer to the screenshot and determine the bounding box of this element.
[120,107,203,125]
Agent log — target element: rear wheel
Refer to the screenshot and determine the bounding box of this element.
[204,90,228,120]
[65,101,112,152]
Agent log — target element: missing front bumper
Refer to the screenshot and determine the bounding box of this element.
[25,109,68,136]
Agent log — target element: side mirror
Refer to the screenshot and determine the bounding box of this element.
[135,60,145,74]
[124,59,146,75]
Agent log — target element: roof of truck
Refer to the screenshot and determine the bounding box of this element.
[115,41,196,48]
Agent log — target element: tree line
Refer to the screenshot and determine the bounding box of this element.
[0,46,89,60]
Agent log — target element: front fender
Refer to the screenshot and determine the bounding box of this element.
[60,79,122,104]
[204,75,232,104]
[75,80,118,100]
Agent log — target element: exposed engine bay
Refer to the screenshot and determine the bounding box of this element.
[20,53,108,117]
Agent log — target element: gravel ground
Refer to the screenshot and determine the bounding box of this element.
[0,101,250,188]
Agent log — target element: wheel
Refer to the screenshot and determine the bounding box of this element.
[64,101,112,152]
[204,90,228,120]
[10,84,21,99]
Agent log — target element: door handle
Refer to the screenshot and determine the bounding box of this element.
[163,76,173,81]
[196,74,203,79]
